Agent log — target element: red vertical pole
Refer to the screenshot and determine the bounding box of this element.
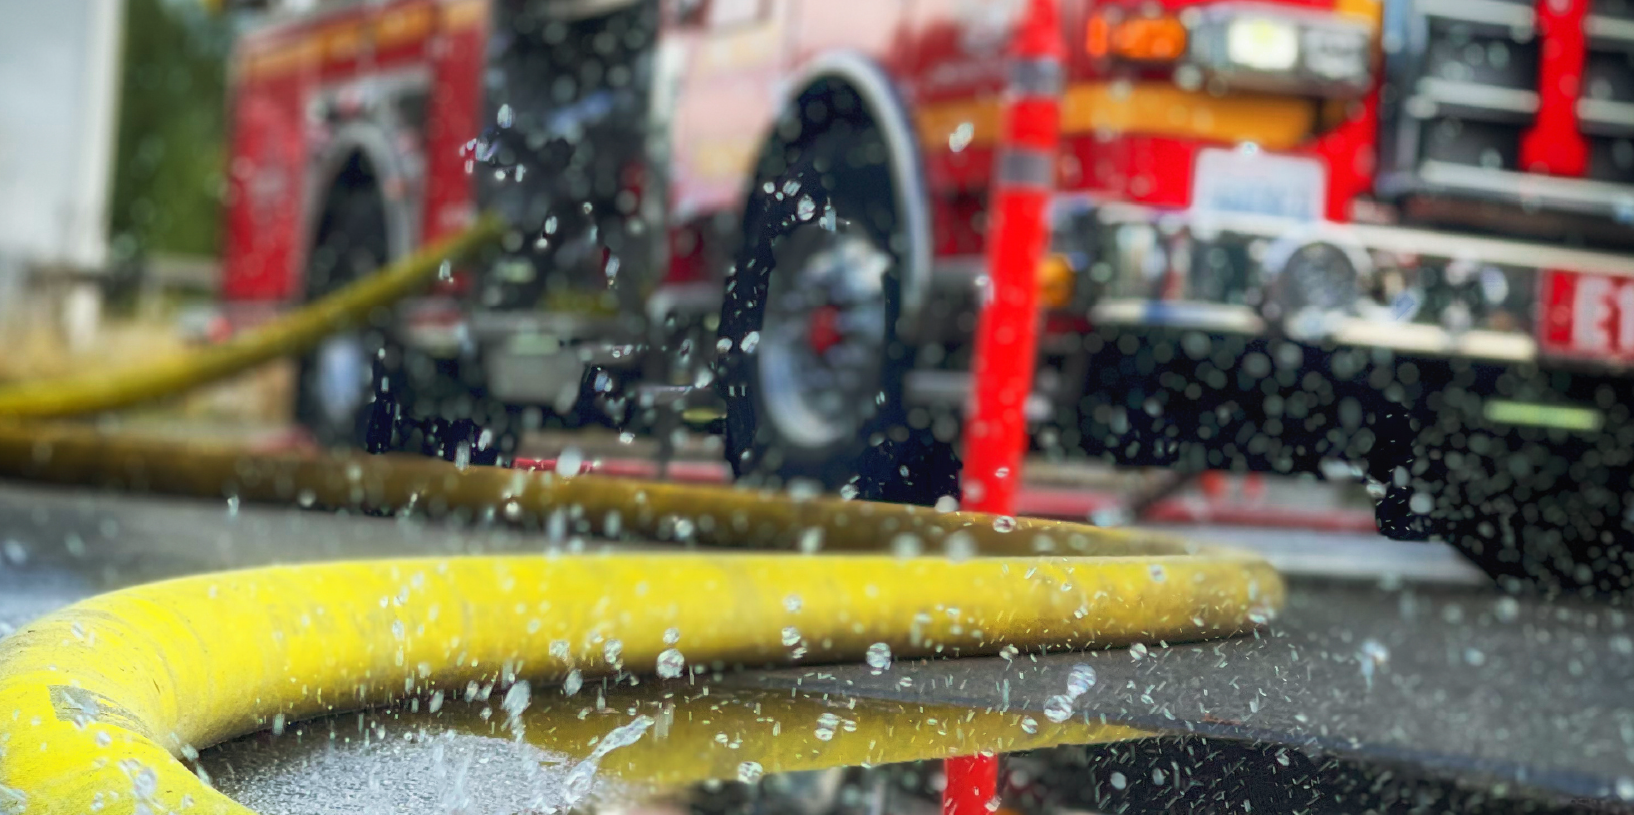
[944,2,1062,815]
[1519,0,1589,176]
[959,0,1063,519]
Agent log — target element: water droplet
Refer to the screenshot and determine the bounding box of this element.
[1464,647,1486,666]
[561,715,655,805]
[865,642,892,672]
[740,331,760,354]
[935,495,960,513]
[945,531,977,562]
[1019,716,1038,734]
[784,594,802,613]
[296,490,316,508]
[1148,564,1167,582]
[225,495,240,517]
[503,681,531,718]
[1616,776,1634,801]
[1130,643,1150,660]
[562,670,583,696]
[839,483,859,500]
[664,627,681,645]
[891,533,923,558]
[1494,596,1520,623]
[1109,771,1127,791]
[95,731,112,747]
[556,447,585,476]
[1359,639,1390,665]
[716,336,733,353]
[781,626,803,647]
[999,644,1019,661]
[1358,638,1390,688]
[391,620,405,640]
[738,761,764,784]
[497,104,514,128]
[438,259,453,282]
[796,195,816,220]
[656,648,686,678]
[604,639,624,666]
[133,764,158,798]
[799,527,823,553]
[1043,694,1074,723]
[814,712,841,741]
[992,516,1016,533]
[1066,664,1097,697]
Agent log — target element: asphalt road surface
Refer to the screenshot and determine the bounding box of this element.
[0,479,1626,814]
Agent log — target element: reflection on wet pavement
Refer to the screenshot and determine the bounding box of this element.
[203,684,1145,814]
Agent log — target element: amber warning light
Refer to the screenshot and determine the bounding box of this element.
[1086,11,1188,62]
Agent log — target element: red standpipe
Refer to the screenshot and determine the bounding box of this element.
[945,1,1062,814]
[1519,0,1589,176]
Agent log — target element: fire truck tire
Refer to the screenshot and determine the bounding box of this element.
[717,118,956,505]
[295,170,520,466]
[386,354,524,466]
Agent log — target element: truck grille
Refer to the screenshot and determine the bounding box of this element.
[1379,0,1634,232]
[1583,0,1634,183]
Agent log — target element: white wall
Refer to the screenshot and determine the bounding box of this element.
[0,0,125,274]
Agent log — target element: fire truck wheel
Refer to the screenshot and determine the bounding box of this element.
[717,122,952,503]
[294,165,392,451]
[296,165,521,466]
[382,352,524,467]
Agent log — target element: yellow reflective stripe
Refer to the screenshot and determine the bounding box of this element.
[917,81,1318,153]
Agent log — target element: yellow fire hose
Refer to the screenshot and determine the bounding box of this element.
[0,549,1273,814]
[0,222,1286,813]
[0,217,503,420]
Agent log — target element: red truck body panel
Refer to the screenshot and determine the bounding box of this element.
[218,0,1602,325]
[222,0,485,301]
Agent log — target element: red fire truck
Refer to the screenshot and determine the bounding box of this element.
[218,0,1634,591]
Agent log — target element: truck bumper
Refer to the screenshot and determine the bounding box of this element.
[1048,195,1634,368]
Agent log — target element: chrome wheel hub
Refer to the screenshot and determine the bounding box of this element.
[757,225,891,452]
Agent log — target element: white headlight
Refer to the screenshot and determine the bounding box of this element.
[1226,17,1300,72]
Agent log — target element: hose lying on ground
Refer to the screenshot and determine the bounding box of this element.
[0,217,503,420]
[0,547,1276,814]
[0,221,1285,813]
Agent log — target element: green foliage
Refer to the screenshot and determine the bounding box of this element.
[109,0,231,260]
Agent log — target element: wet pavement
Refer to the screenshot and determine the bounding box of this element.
[0,479,1628,812]
[735,585,1634,803]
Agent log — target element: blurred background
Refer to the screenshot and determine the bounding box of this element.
[2,0,1634,812]
[0,0,256,416]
